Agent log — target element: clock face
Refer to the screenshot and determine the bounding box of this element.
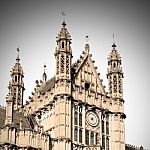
[86,111,99,127]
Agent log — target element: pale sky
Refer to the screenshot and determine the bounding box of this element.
[0,0,150,149]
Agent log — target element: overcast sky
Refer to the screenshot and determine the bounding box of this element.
[0,0,150,149]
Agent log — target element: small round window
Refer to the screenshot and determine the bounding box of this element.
[85,82,90,90]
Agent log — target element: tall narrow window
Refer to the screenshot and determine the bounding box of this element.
[102,135,105,149]
[74,112,78,125]
[102,120,105,134]
[15,76,17,82]
[106,121,109,135]
[91,132,94,145]
[85,130,89,145]
[79,129,82,143]
[113,62,116,69]
[106,137,109,150]
[95,133,98,145]
[74,128,78,142]
[18,76,20,82]
[62,41,64,48]
[79,113,82,126]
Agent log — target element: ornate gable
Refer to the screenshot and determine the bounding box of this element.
[73,44,105,94]
[72,44,106,107]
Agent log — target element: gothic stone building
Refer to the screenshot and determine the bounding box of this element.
[0,22,144,150]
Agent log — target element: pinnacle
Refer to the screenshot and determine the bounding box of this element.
[84,36,90,54]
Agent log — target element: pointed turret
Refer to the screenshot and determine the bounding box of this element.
[9,48,25,110]
[107,35,124,98]
[107,35,125,150]
[54,21,72,82]
[53,21,73,150]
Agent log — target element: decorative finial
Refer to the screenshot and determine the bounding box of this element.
[43,63,47,82]
[62,21,66,28]
[85,36,90,53]
[16,46,20,62]
[44,63,46,73]
[112,33,116,48]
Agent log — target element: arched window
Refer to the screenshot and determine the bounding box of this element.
[15,76,17,82]
[79,129,82,143]
[113,62,116,69]
[91,132,94,145]
[62,41,64,48]
[74,111,78,125]
[74,128,78,142]
[79,105,82,113]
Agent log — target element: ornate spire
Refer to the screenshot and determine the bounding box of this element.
[107,36,124,98]
[11,48,24,76]
[56,21,72,45]
[55,21,72,88]
[9,47,25,110]
[108,35,121,63]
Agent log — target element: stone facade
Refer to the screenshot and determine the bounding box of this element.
[0,22,144,150]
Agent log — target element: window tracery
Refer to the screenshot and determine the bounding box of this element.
[73,103,83,143]
[113,75,117,93]
[66,55,69,74]
[109,76,112,94]
[60,55,64,73]
[102,115,109,149]
[56,55,59,74]
[118,74,122,93]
